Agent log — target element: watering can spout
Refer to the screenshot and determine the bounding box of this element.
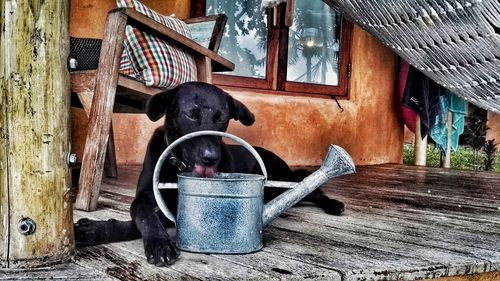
[262,145,355,227]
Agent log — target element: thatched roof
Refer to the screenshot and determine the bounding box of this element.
[323,0,500,113]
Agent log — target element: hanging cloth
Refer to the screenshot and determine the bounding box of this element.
[430,95,450,153]
[401,66,444,139]
[430,93,467,154]
[449,94,467,151]
[398,60,416,133]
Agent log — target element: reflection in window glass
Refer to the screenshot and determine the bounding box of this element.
[287,1,341,85]
[206,0,268,78]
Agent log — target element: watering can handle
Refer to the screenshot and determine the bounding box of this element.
[153,130,268,223]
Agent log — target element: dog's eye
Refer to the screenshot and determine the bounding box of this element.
[184,110,198,121]
[214,112,228,123]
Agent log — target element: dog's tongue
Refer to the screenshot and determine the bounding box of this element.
[193,164,216,177]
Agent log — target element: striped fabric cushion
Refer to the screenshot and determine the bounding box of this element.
[119,49,137,78]
[117,0,197,88]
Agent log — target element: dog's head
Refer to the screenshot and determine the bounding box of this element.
[146,82,255,177]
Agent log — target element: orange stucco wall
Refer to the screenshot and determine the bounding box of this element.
[70,0,191,38]
[487,112,500,143]
[69,1,403,166]
[225,26,402,166]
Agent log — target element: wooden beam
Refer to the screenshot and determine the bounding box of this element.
[0,0,74,268]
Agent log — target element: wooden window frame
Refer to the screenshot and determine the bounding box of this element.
[191,1,352,98]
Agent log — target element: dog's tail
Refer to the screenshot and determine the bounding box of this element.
[74,218,141,247]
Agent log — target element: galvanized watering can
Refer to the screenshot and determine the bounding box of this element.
[153,131,355,254]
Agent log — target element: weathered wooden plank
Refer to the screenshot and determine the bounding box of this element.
[75,209,299,280]
[333,191,500,224]
[68,164,500,281]
[74,244,188,280]
[317,165,500,280]
[0,263,113,280]
[333,165,500,195]
[332,175,500,206]
[327,173,500,204]
[261,220,496,281]
[213,250,342,280]
[270,210,496,278]
[112,240,274,280]
[263,223,435,270]
[74,197,341,280]
[322,166,500,224]
[0,0,74,268]
[291,206,500,255]
[333,164,500,184]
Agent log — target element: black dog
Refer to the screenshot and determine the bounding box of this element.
[75,82,344,266]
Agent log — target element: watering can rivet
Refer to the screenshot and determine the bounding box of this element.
[18,218,36,235]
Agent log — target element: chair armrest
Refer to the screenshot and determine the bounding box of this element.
[115,8,234,72]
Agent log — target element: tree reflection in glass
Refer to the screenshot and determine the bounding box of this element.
[206,0,341,85]
[206,0,268,78]
[287,1,341,85]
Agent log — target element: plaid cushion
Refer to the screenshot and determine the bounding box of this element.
[117,0,197,88]
[119,48,137,77]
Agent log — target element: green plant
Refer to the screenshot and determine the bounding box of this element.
[484,139,498,171]
[403,143,500,172]
[463,105,488,170]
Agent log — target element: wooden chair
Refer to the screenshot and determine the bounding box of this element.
[71,8,234,211]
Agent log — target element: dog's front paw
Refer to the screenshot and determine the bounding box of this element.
[320,198,345,216]
[74,218,111,247]
[144,235,180,266]
[306,190,345,216]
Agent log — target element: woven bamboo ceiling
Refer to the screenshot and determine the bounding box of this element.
[322,0,500,113]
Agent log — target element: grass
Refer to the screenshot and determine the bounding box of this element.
[403,144,500,172]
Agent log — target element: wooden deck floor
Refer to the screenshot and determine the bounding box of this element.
[3,164,500,280]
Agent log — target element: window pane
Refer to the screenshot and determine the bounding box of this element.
[206,0,268,78]
[286,1,341,85]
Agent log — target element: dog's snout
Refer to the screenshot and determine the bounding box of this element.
[200,149,218,166]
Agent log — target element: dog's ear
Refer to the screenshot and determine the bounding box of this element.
[229,96,255,126]
[146,91,176,122]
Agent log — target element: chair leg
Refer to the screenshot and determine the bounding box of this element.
[75,102,114,211]
[74,11,128,211]
[76,90,118,179]
[195,56,213,83]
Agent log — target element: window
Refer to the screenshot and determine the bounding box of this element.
[192,0,352,97]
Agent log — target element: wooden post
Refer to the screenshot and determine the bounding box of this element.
[0,0,74,268]
[441,111,453,168]
[414,115,427,166]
